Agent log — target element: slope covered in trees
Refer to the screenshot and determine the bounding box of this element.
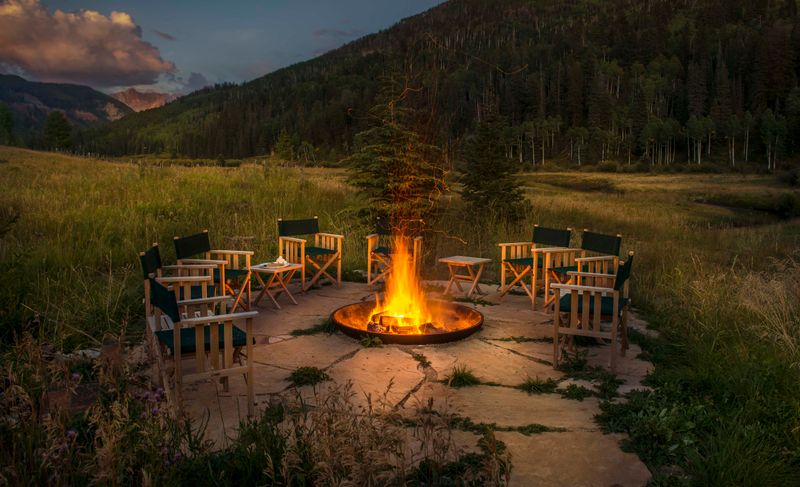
[87,0,800,169]
[0,75,132,146]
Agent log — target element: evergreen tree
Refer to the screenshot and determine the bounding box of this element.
[0,102,13,146]
[43,110,72,150]
[345,79,446,231]
[460,111,529,222]
[274,129,294,160]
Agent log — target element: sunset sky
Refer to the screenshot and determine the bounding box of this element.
[0,0,443,93]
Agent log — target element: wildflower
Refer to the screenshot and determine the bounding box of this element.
[70,372,81,382]
[66,430,77,440]
[151,407,160,415]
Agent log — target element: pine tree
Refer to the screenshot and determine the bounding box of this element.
[0,102,13,146]
[460,110,529,222]
[345,79,446,231]
[43,110,72,150]
[274,129,294,160]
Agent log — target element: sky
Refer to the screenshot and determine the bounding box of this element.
[0,0,443,94]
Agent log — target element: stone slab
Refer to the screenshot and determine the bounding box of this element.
[497,431,651,486]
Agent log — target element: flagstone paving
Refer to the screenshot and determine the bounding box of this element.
[180,281,653,486]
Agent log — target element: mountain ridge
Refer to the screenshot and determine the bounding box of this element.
[0,74,133,145]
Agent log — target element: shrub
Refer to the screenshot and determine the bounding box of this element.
[288,366,329,387]
[444,365,481,388]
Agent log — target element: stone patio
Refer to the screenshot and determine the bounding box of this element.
[180,280,652,486]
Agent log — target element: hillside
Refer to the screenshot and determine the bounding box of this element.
[87,0,800,168]
[111,88,176,112]
[0,74,133,145]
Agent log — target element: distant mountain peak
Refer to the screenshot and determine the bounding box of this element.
[111,88,177,112]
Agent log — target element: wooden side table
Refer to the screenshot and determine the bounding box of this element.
[438,256,492,299]
[251,262,303,309]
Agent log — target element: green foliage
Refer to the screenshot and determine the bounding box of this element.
[287,366,330,387]
[516,377,557,394]
[273,128,294,160]
[0,101,13,145]
[289,318,336,336]
[444,365,481,388]
[460,112,529,222]
[345,78,445,228]
[43,110,72,150]
[411,352,431,368]
[359,335,383,348]
[558,384,594,401]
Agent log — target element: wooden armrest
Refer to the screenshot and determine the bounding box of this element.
[181,311,259,325]
[550,283,615,294]
[279,236,306,244]
[157,276,212,284]
[532,246,573,252]
[177,296,231,306]
[575,255,617,262]
[163,264,217,270]
[317,232,344,239]
[498,242,532,248]
[211,249,255,256]
[567,271,616,278]
[180,258,228,265]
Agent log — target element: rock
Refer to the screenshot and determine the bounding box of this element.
[497,431,651,487]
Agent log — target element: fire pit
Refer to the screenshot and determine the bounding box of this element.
[331,235,483,344]
[331,300,483,345]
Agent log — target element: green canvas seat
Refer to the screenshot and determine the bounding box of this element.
[278,216,344,290]
[304,246,336,256]
[155,324,249,355]
[178,285,217,301]
[373,246,392,255]
[212,267,250,282]
[558,294,629,316]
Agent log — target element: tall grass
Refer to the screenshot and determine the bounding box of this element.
[2,147,800,483]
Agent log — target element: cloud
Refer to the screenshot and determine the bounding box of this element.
[181,72,209,92]
[313,27,363,40]
[152,29,176,41]
[0,0,175,87]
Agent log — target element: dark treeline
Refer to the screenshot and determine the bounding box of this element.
[84,0,800,170]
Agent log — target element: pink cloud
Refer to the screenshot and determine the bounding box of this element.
[0,0,175,87]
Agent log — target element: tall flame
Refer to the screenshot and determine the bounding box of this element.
[371,235,432,333]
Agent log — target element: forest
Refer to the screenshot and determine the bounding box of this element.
[81,0,800,170]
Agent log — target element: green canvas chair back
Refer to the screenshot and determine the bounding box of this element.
[278,217,319,237]
[175,231,211,260]
[140,244,162,279]
[614,253,634,291]
[581,230,621,256]
[532,225,571,248]
[149,278,181,324]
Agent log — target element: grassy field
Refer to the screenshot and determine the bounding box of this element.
[1,146,799,484]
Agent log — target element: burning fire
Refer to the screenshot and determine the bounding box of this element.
[369,236,434,334]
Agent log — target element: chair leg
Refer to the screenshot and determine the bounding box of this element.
[621,308,629,356]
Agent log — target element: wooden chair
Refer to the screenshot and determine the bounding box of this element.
[139,243,218,306]
[278,216,343,291]
[550,251,634,372]
[549,230,622,289]
[173,230,253,311]
[499,225,572,305]
[366,218,422,286]
[146,275,257,415]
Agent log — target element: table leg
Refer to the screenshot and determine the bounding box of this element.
[277,270,298,305]
[468,263,486,298]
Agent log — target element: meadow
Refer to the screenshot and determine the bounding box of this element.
[1,146,799,485]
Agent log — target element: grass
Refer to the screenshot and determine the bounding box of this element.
[359,335,383,348]
[558,384,594,401]
[287,366,329,387]
[2,147,800,484]
[411,352,431,368]
[289,318,336,336]
[515,376,558,394]
[443,365,481,388]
